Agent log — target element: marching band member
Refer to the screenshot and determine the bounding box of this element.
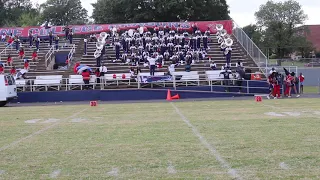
[49,31,53,46]
[146,42,153,53]
[54,35,59,50]
[203,33,209,50]
[83,38,87,55]
[205,27,211,36]
[28,30,33,47]
[35,36,40,51]
[196,34,201,50]
[164,50,170,62]
[154,25,159,36]
[14,36,20,52]
[115,41,121,61]
[222,46,232,65]
[69,29,73,44]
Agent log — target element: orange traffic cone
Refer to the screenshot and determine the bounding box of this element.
[171,94,180,100]
[166,90,172,101]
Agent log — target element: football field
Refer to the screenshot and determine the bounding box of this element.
[0,98,319,179]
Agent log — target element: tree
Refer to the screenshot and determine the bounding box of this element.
[0,0,35,27]
[92,0,230,24]
[254,0,310,58]
[40,0,88,26]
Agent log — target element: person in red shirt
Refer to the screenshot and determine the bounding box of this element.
[10,66,16,75]
[19,47,25,60]
[24,60,29,70]
[82,69,91,89]
[7,54,12,66]
[299,73,305,94]
[267,73,275,99]
[284,74,292,97]
[74,62,80,74]
[7,36,13,47]
[0,65,4,74]
[31,50,38,61]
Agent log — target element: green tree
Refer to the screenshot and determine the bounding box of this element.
[0,0,35,27]
[254,0,310,58]
[92,0,230,24]
[40,0,88,26]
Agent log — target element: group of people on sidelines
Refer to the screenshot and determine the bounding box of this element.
[267,67,305,99]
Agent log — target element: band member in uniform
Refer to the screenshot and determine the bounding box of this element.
[69,29,73,44]
[35,36,40,51]
[54,35,59,50]
[49,31,53,46]
[203,33,208,50]
[84,38,87,55]
[64,25,70,40]
[28,30,33,47]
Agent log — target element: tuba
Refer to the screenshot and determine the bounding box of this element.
[221,42,227,49]
[224,38,233,47]
[218,37,224,44]
[94,49,102,58]
[112,27,117,36]
[216,24,224,31]
[100,32,107,40]
[96,41,104,50]
[220,29,227,37]
[128,29,134,37]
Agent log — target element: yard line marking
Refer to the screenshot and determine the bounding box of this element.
[107,168,119,177]
[279,162,289,170]
[167,162,177,174]
[171,103,242,180]
[49,169,61,178]
[0,109,87,152]
[25,119,42,124]
[0,170,5,175]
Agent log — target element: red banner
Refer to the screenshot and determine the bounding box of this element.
[0,20,233,37]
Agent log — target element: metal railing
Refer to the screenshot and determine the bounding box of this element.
[67,44,76,67]
[45,45,55,67]
[0,43,13,61]
[232,21,268,75]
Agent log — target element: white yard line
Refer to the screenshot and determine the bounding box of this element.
[107,168,119,177]
[0,109,87,152]
[167,162,177,174]
[49,169,61,178]
[171,103,242,180]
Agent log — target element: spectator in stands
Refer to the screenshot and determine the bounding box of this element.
[69,29,73,44]
[10,66,16,75]
[83,38,88,55]
[0,64,4,74]
[210,61,217,70]
[74,62,80,74]
[147,55,156,76]
[82,69,90,89]
[7,35,13,48]
[299,73,305,94]
[7,54,12,66]
[54,35,59,50]
[32,50,38,61]
[99,65,108,77]
[95,68,101,84]
[1,33,6,43]
[18,47,25,60]
[49,31,53,47]
[24,59,29,70]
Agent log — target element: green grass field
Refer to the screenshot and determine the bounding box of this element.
[0,99,320,179]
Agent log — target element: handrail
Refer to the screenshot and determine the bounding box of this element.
[45,45,55,67]
[0,43,13,61]
[232,20,269,75]
[67,44,76,67]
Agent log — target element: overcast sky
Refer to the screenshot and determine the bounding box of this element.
[32,0,319,27]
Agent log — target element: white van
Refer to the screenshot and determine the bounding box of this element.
[0,74,17,107]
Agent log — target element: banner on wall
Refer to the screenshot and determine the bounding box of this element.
[0,20,233,38]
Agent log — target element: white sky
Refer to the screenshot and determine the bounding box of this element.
[32,0,320,27]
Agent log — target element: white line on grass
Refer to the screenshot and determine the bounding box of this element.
[170,103,242,180]
[49,169,61,178]
[167,162,177,174]
[279,162,289,170]
[0,170,5,175]
[0,109,87,152]
[107,168,119,177]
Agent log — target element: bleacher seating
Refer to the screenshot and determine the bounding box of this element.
[68,75,97,90]
[33,75,63,91]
